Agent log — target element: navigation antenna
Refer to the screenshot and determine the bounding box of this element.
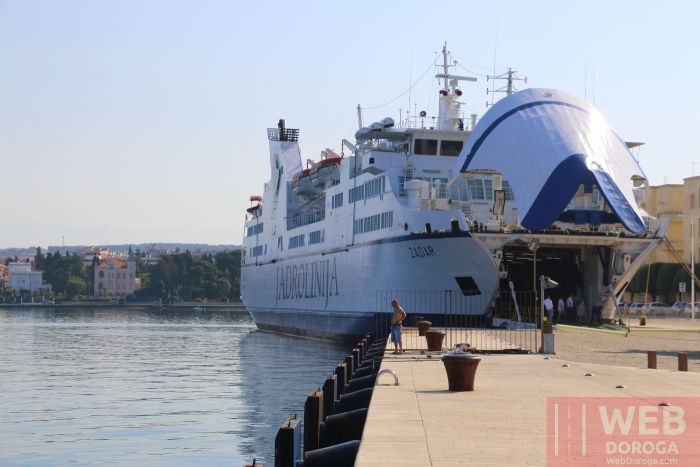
[435,42,476,130]
[486,68,527,107]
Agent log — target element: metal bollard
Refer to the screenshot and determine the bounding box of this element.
[542,322,554,354]
[678,352,688,372]
[647,351,657,369]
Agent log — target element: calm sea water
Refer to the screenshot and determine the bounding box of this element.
[0,308,347,466]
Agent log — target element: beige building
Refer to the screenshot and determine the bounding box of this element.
[94,257,137,297]
[639,183,684,262]
[683,175,700,264]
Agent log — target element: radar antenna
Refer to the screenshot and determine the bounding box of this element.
[486,68,527,107]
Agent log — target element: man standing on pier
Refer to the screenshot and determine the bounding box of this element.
[390,299,406,354]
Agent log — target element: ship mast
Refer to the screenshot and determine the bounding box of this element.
[435,42,476,130]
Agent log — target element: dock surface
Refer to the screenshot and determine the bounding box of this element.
[356,345,700,466]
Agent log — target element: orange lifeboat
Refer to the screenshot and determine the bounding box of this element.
[310,156,342,188]
[250,195,262,202]
[291,168,316,196]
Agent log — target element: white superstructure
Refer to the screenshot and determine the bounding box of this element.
[240,45,663,341]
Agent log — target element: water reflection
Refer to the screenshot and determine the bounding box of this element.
[0,308,346,466]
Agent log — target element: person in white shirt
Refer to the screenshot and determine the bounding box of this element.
[543,296,554,322]
[557,297,565,323]
[566,295,575,322]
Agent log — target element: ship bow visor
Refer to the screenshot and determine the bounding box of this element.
[449,88,646,234]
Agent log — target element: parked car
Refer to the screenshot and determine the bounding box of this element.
[684,302,700,315]
[628,303,646,315]
[672,301,688,312]
[642,302,672,317]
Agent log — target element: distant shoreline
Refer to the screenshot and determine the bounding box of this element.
[0,301,247,310]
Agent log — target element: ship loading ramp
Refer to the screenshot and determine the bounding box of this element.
[476,229,662,320]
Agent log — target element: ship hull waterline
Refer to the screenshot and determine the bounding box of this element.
[241,233,500,342]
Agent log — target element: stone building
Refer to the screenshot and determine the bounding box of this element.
[639,183,684,263]
[683,175,700,264]
[94,256,137,297]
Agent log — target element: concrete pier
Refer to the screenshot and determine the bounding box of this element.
[356,340,700,466]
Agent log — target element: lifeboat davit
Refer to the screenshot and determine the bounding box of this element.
[310,156,342,188]
[246,204,262,216]
[291,168,316,196]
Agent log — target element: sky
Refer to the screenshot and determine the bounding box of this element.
[1,0,699,248]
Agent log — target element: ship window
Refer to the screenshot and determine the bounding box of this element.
[349,185,365,203]
[332,192,344,209]
[468,179,485,200]
[440,140,463,156]
[289,234,305,249]
[502,180,515,201]
[483,179,493,201]
[455,276,481,296]
[414,139,438,155]
[592,187,603,209]
[309,230,324,245]
[247,223,264,236]
[251,245,264,257]
[353,211,393,235]
[432,178,448,198]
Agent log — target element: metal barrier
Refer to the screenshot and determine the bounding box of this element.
[375,290,541,353]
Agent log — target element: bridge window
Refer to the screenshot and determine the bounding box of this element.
[440,140,463,156]
[414,139,438,155]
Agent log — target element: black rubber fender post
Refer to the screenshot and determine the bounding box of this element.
[334,363,347,399]
[321,374,336,418]
[303,390,323,453]
[274,416,301,467]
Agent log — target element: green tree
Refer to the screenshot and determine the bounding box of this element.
[34,247,46,271]
[65,276,87,299]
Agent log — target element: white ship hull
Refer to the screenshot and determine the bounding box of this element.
[242,232,499,341]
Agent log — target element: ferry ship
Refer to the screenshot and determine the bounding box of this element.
[240,45,665,341]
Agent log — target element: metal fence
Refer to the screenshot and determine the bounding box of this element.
[374,290,541,353]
